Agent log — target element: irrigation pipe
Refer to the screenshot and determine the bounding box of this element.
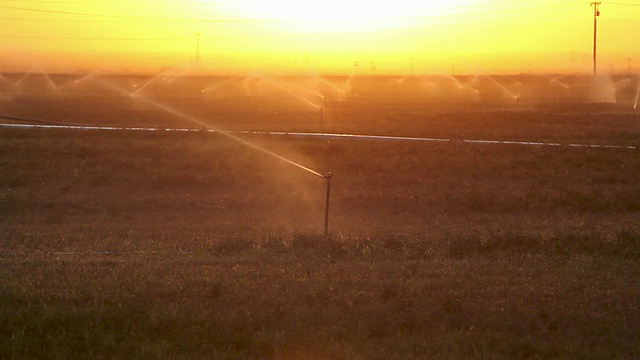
[1,121,637,150]
[0,114,78,126]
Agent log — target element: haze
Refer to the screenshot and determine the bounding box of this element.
[1,0,639,74]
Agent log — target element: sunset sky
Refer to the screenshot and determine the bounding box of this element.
[1,0,639,75]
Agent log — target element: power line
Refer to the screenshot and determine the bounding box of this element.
[0,35,186,41]
[0,5,273,23]
[1,0,228,4]
[0,16,129,23]
[606,1,640,6]
[0,2,587,24]
[414,2,584,20]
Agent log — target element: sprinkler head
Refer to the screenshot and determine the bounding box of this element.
[324,172,333,180]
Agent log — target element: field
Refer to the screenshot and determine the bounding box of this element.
[1,73,640,359]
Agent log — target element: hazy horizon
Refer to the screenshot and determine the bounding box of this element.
[1,0,639,75]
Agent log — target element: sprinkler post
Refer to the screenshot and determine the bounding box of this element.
[320,107,324,132]
[324,172,332,236]
[515,96,520,111]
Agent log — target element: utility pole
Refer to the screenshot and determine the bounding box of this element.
[195,33,201,69]
[590,2,601,75]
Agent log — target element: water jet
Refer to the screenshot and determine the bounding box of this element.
[200,76,239,94]
[485,75,519,100]
[634,77,640,121]
[590,75,616,103]
[95,76,334,235]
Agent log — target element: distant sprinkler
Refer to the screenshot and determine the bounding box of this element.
[353,61,360,75]
[370,61,376,74]
[633,78,640,121]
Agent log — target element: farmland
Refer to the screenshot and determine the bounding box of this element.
[1,73,640,359]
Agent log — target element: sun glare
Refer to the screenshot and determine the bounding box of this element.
[234,0,478,33]
[1,0,638,74]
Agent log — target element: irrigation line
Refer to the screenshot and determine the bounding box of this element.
[1,122,637,150]
[0,122,199,132]
[217,130,639,150]
[0,114,79,126]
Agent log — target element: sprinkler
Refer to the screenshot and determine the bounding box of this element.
[95,77,337,237]
[320,107,324,132]
[324,172,333,237]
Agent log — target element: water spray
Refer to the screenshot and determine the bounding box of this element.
[256,76,321,110]
[14,67,35,87]
[13,65,58,91]
[260,77,327,129]
[503,75,523,87]
[0,74,15,87]
[131,68,185,96]
[200,76,238,94]
[486,75,518,100]
[95,77,334,234]
[132,72,167,96]
[448,75,465,90]
[254,75,327,132]
[634,78,640,121]
[316,77,346,101]
[54,69,107,91]
[444,75,479,98]
[37,65,59,91]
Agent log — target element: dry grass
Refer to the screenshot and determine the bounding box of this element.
[1,85,640,358]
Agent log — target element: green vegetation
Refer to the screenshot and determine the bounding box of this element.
[1,106,640,359]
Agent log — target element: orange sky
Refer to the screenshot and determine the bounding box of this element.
[0,0,639,74]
